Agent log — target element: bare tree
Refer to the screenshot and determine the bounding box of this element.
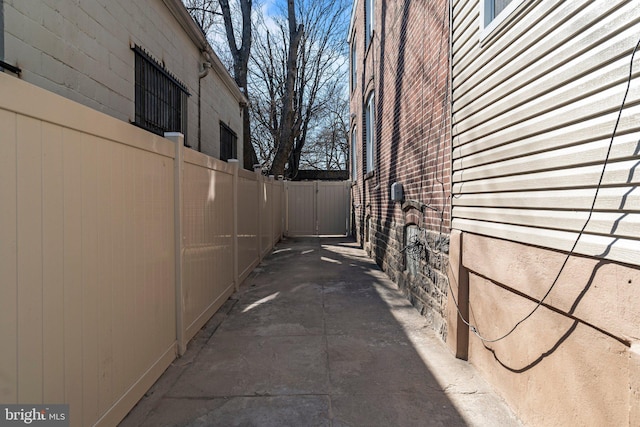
[268,0,303,176]
[251,0,349,178]
[183,0,220,35]
[184,0,258,169]
[218,0,258,169]
[299,93,349,170]
[185,0,349,175]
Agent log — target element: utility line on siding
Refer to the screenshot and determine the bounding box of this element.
[450,35,640,343]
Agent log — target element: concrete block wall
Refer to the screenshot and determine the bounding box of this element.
[349,0,451,339]
[3,0,243,161]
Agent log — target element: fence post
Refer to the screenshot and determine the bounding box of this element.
[229,159,240,292]
[283,180,289,236]
[165,132,185,356]
[345,181,351,236]
[278,176,285,239]
[254,165,263,261]
[269,175,275,249]
[314,181,319,236]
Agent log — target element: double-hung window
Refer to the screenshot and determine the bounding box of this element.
[365,0,374,50]
[133,46,189,142]
[350,40,357,93]
[351,127,358,181]
[365,92,375,173]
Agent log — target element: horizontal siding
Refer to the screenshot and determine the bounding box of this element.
[453,207,639,239]
[452,219,638,266]
[453,113,640,171]
[453,159,640,193]
[451,0,478,66]
[455,48,640,140]
[452,0,640,266]
[452,187,640,211]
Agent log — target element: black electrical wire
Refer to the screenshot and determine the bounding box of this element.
[450,35,640,343]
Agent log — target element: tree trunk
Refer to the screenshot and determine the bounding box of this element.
[219,0,258,170]
[269,0,303,176]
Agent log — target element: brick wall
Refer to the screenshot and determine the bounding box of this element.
[349,0,451,339]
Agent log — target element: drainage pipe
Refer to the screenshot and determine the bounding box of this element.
[197,59,211,153]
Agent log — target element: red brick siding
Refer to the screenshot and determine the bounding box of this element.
[350,0,451,337]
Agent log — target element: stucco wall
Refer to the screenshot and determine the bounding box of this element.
[446,231,639,426]
[3,0,242,161]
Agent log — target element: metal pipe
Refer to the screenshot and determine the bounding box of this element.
[0,59,20,75]
[197,60,211,152]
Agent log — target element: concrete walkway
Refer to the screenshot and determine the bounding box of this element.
[120,237,522,427]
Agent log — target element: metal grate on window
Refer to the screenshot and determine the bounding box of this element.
[220,122,237,161]
[133,45,189,142]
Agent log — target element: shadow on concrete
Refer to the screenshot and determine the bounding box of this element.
[120,237,521,427]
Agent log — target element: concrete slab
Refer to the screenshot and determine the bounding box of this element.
[331,392,466,427]
[168,335,329,398]
[139,396,331,427]
[327,334,444,396]
[216,300,325,336]
[121,236,522,427]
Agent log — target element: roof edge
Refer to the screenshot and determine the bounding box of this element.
[161,0,247,104]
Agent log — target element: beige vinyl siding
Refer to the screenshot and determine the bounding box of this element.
[451,0,640,267]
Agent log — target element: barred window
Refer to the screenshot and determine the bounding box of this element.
[220,122,237,161]
[133,46,189,142]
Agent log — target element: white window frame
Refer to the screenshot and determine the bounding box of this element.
[350,40,357,92]
[365,92,375,173]
[351,127,358,181]
[365,0,374,49]
[480,0,527,41]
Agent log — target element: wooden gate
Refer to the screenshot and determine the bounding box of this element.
[285,181,351,236]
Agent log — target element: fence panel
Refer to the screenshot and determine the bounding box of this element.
[317,181,351,235]
[273,181,284,244]
[0,74,177,427]
[0,73,286,427]
[181,150,235,345]
[238,168,260,281]
[260,179,273,257]
[286,181,317,235]
[286,181,351,236]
